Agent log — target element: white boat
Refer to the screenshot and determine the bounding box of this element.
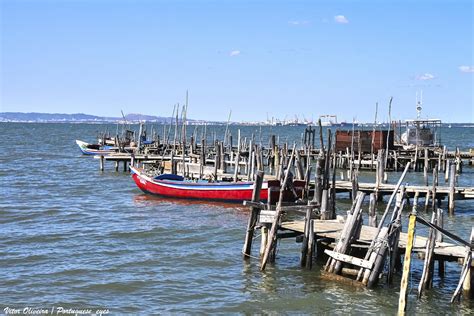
[400,92,442,148]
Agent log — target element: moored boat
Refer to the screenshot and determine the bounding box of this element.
[400,93,442,148]
[75,140,116,155]
[130,166,304,203]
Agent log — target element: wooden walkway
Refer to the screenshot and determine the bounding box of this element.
[281,219,468,261]
[334,180,474,200]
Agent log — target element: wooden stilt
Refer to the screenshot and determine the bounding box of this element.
[418,212,437,296]
[368,193,377,227]
[313,157,323,206]
[462,228,474,298]
[261,145,296,271]
[398,211,417,315]
[259,225,269,258]
[437,208,445,277]
[451,242,473,303]
[306,219,314,269]
[233,130,241,182]
[242,171,265,258]
[449,163,456,214]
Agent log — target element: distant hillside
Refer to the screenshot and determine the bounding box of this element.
[0,112,103,122]
[0,112,222,124]
[0,112,172,123]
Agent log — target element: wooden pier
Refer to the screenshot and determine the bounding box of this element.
[335,180,474,201]
[80,119,474,309]
[281,219,467,261]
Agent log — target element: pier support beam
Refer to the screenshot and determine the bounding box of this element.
[449,163,456,215]
[398,211,417,315]
[242,171,264,259]
[462,228,474,298]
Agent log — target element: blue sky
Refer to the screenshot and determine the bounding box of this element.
[1,0,472,122]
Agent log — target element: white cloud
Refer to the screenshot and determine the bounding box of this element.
[416,73,436,81]
[288,20,310,26]
[229,50,241,57]
[459,65,474,73]
[334,15,349,24]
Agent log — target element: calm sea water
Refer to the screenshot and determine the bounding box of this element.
[1,123,473,314]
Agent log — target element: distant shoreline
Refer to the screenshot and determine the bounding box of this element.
[0,112,472,126]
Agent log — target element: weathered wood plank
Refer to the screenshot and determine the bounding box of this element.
[325,250,373,269]
[281,220,467,259]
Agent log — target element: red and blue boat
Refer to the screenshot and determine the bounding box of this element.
[130,166,304,203]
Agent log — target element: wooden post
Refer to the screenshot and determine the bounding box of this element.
[261,145,297,271]
[330,149,337,218]
[462,228,473,298]
[170,151,174,174]
[449,163,456,214]
[242,171,265,258]
[451,238,473,302]
[424,189,431,212]
[394,150,399,172]
[368,193,377,227]
[442,146,447,172]
[233,130,241,182]
[414,145,418,171]
[274,147,280,177]
[137,122,143,153]
[330,192,366,275]
[301,205,313,267]
[418,212,437,296]
[295,149,304,180]
[378,150,385,185]
[456,147,462,174]
[246,140,253,180]
[351,171,359,203]
[313,157,323,206]
[114,161,119,172]
[437,208,445,277]
[306,219,314,269]
[220,141,226,173]
[259,225,269,258]
[398,211,417,315]
[357,162,412,282]
[424,148,429,186]
[214,141,219,181]
[99,155,104,171]
[318,118,324,151]
[437,153,442,173]
[320,190,329,220]
[445,159,450,183]
[431,167,438,212]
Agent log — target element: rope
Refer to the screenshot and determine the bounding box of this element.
[241,251,261,260]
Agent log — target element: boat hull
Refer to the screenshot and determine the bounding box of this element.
[130,167,304,203]
[76,140,115,156]
[132,172,267,202]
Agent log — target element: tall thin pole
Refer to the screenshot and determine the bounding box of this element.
[223,109,232,146]
[385,97,393,166]
[173,103,180,152]
[371,102,378,171]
